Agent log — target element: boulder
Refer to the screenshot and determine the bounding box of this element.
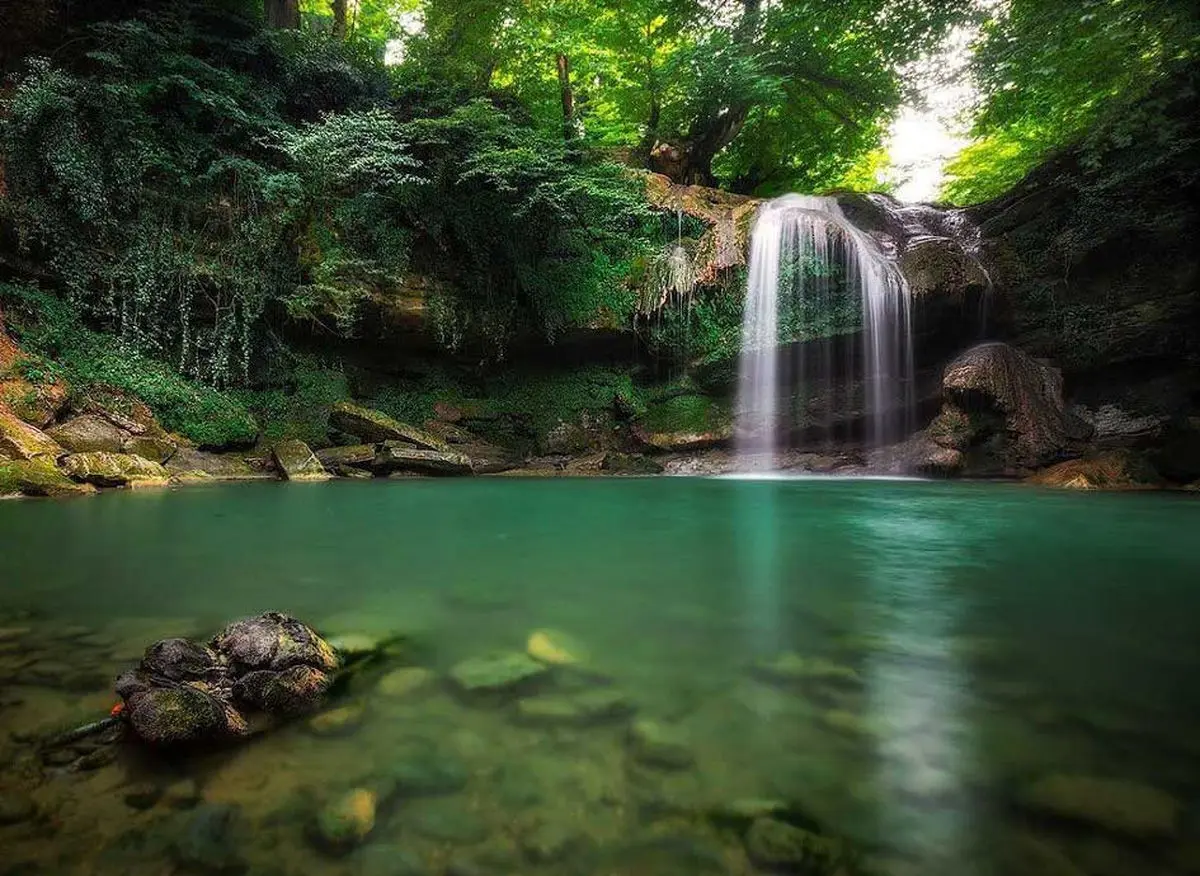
[165,447,269,480]
[123,684,241,745]
[938,342,1090,470]
[0,458,96,497]
[271,439,331,482]
[61,451,169,487]
[211,611,339,674]
[0,376,69,428]
[1016,774,1180,839]
[46,414,128,453]
[373,442,473,476]
[330,402,450,451]
[316,444,377,470]
[123,435,177,464]
[634,425,733,452]
[1027,451,1160,490]
[0,408,63,460]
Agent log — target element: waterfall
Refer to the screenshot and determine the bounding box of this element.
[735,195,914,470]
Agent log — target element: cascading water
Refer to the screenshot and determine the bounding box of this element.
[735,195,915,470]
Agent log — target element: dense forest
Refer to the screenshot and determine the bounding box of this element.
[0,0,1197,475]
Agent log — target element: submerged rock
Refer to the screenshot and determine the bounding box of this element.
[376,667,435,699]
[752,652,861,687]
[330,402,450,451]
[516,689,634,725]
[173,803,246,873]
[628,719,694,770]
[314,788,377,852]
[525,629,588,667]
[306,702,365,737]
[1016,774,1180,839]
[385,750,470,798]
[409,800,488,845]
[46,414,127,453]
[61,451,169,487]
[271,439,331,481]
[449,652,549,694]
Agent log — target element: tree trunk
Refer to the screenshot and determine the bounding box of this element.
[556,52,575,139]
[331,0,347,38]
[264,0,300,29]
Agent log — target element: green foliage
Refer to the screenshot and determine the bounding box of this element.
[942,0,1200,204]
[2,283,258,447]
[233,356,349,445]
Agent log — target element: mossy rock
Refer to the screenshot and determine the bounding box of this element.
[330,402,449,451]
[635,394,732,451]
[47,414,127,453]
[123,435,177,464]
[744,818,851,872]
[313,789,377,852]
[1027,451,1160,490]
[272,439,331,481]
[61,451,169,487]
[0,458,95,497]
[0,375,68,428]
[124,685,234,745]
[0,408,63,460]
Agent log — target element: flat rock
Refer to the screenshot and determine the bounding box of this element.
[47,414,127,453]
[62,451,169,487]
[1016,774,1180,839]
[449,652,549,694]
[271,439,331,482]
[317,444,377,470]
[628,719,694,770]
[165,447,269,480]
[330,402,450,451]
[373,442,473,476]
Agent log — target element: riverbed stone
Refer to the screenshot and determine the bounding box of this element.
[628,719,694,770]
[385,750,470,797]
[516,689,634,725]
[124,782,164,810]
[62,451,169,487]
[449,651,549,694]
[272,439,331,482]
[1007,832,1088,876]
[521,820,587,863]
[307,702,366,737]
[744,817,847,871]
[1016,774,1180,839]
[525,628,588,666]
[330,402,451,451]
[314,788,377,852]
[377,667,435,699]
[172,803,246,873]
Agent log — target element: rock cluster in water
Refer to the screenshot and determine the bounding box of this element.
[115,612,339,745]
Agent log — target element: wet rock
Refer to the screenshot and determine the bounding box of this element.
[449,652,549,694]
[385,749,469,797]
[306,703,366,737]
[172,803,245,873]
[376,667,435,699]
[0,792,36,825]
[124,782,164,810]
[234,664,333,716]
[0,408,64,460]
[0,458,96,497]
[337,465,375,479]
[1027,451,1160,490]
[61,451,169,487]
[373,442,473,476]
[744,817,848,871]
[47,414,128,453]
[330,402,450,451]
[516,689,634,725]
[213,612,339,674]
[628,719,694,770]
[316,444,377,470]
[525,629,588,667]
[122,435,177,464]
[409,800,487,845]
[270,440,330,482]
[165,447,269,480]
[752,652,861,687]
[1016,774,1180,839]
[124,685,237,745]
[313,788,377,853]
[600,452,664,475]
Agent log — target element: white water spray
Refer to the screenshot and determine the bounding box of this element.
[735,195,915,470]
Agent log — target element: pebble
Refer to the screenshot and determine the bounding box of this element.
[307,703,366,737]
[628,719,695,770]
[376,667,435,699]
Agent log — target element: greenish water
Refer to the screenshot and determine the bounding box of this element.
[0,478,1198,875]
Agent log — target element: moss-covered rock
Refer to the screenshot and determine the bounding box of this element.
[0,408,63,460]
[628,719,694,770]
[0,375,68,428]
[372,442,472,475]
[123,685,235,745]
[0,457,95,497]
[449,651,549,693]
[330,402,449,451]
[165,447,268,480]
[313,789,377,853]
[61,451,169,487]
[634,394,733,451]
[744,818,849,872]
[47,414,127,453]
[272,439,331,482]
[123,435,177,463]
[316,444,376,470]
